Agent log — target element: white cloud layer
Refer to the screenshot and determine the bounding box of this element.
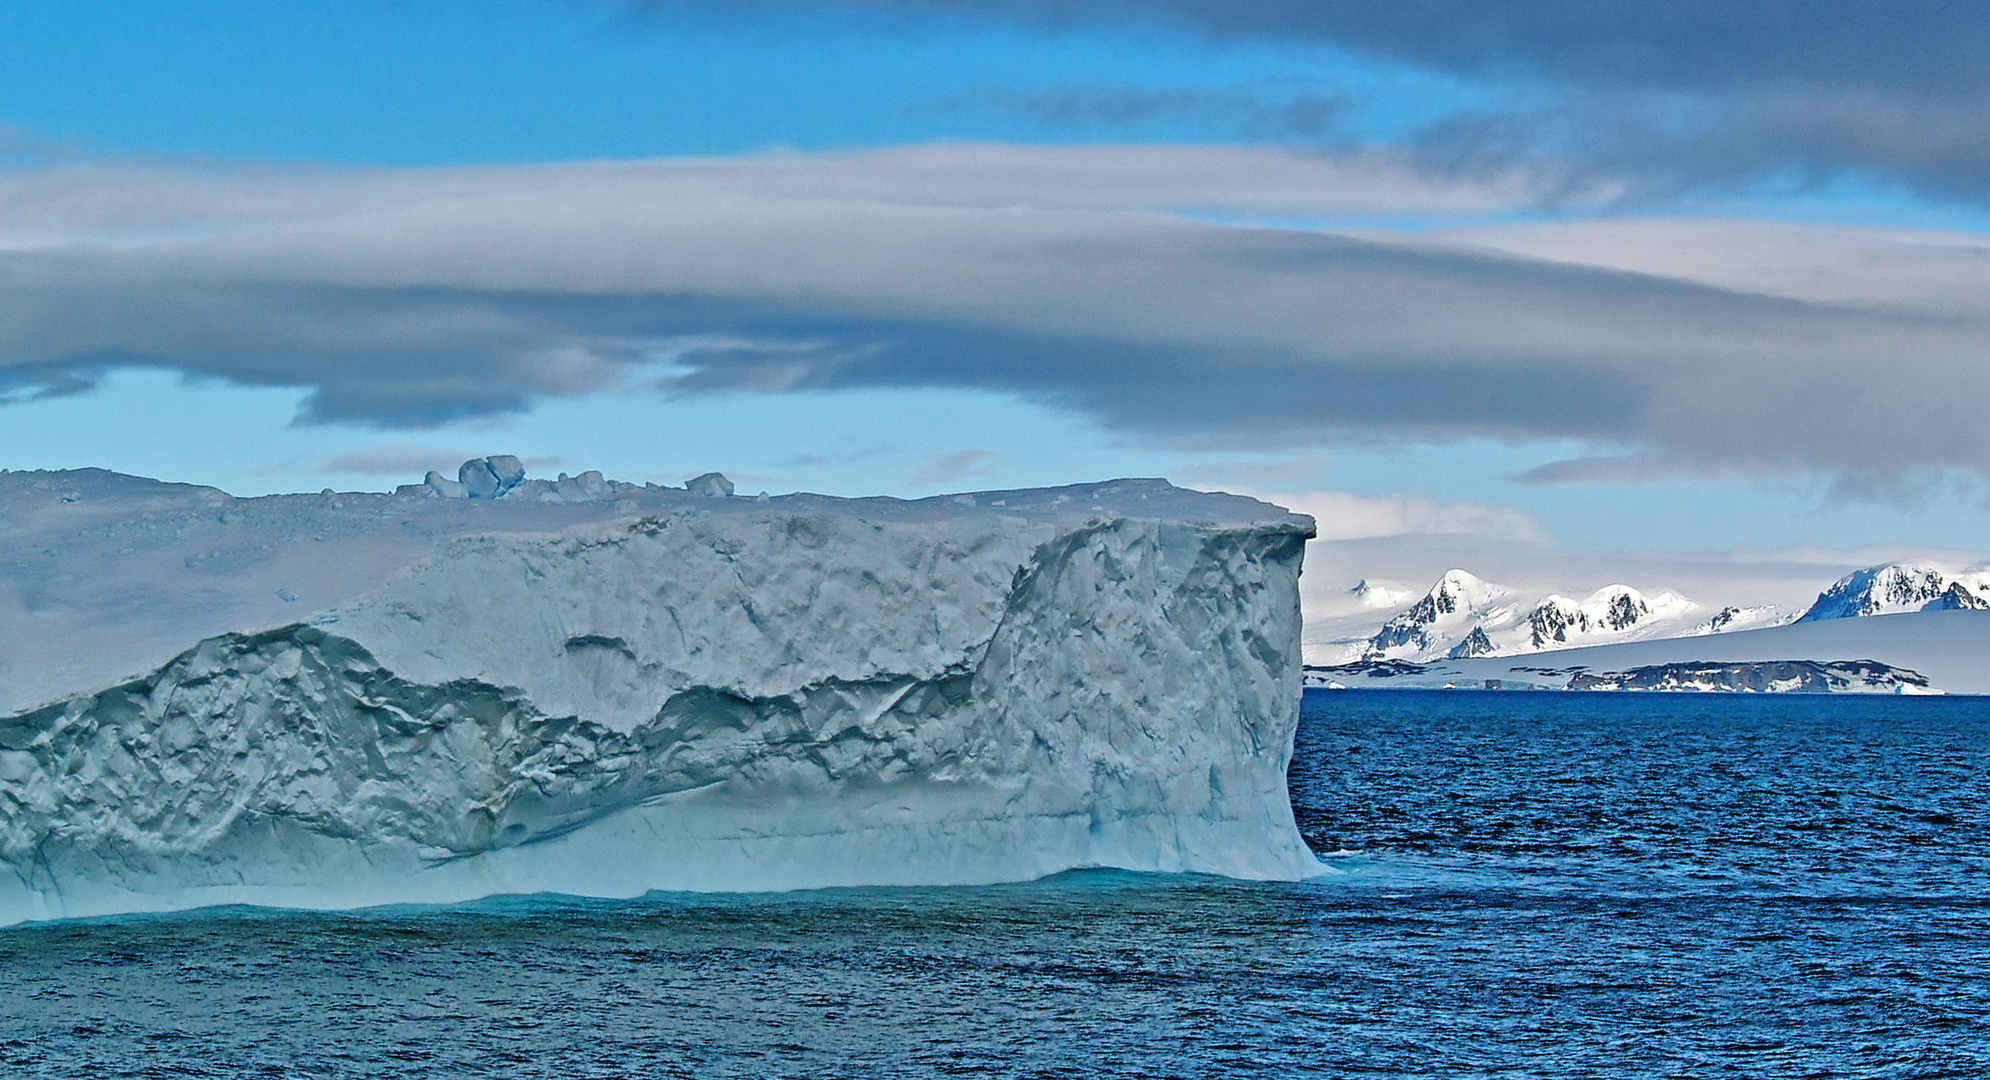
[2,143,1988,477]
[1230,488,1550,544]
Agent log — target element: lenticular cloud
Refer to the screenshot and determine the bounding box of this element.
[2,144,1988,475]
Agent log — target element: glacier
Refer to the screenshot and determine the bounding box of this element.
[0,467,1319,924]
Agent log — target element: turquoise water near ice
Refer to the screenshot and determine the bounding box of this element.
[6,690,1990,1077]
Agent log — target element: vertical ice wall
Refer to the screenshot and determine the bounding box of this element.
[0,482,1317,923]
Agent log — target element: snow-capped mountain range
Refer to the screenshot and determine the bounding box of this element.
[1319,561,1990,663]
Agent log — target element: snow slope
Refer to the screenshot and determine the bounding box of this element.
[1345,569,1711,662]
[1313,610,1990,695]
[0,467,1319,924]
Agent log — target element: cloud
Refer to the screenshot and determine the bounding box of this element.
[613,1,1990,202]
[0,362,101,403]
[1213,487,1549,544]
[1514,455,1766,485]
[1422,218,1990,315]
[1174,455,1333,488]
[719,0,1977,95]
[3,144,1990,478]
[967,81,1347,141]
[322,444,490,477]
[908,449,999,488]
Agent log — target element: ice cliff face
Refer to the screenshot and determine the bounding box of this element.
[0,468,1317,923]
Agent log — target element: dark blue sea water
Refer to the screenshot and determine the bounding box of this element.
[7,690,1990,1078]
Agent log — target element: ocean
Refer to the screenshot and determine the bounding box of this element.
[6,689,1989,1077]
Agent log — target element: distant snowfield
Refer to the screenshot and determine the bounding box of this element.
[1312,610,1990,696]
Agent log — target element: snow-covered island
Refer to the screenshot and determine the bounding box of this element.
[0,462,1320,924]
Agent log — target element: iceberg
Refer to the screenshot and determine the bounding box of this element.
[0,466,1318,924]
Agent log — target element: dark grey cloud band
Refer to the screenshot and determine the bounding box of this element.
[614,1,1990,202]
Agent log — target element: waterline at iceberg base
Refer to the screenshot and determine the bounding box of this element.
[0,474,1319,924]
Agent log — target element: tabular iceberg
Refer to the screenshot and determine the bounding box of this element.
[0,468,1318,923]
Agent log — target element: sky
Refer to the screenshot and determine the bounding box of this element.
[4,0,1990,595]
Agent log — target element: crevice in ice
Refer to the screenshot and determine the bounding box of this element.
[0,625,998,873]
[563,634,638,661]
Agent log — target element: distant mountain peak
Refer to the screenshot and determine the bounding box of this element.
[1799,563,1990,621]
[1348,578,1412,609]
[1361,569,1509,658]
[1522,585,1683,649]
[1357,569,1695,662]
[1932,581,1990,611]
[1447,626,1496,659]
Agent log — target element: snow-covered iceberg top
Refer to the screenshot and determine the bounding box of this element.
[0,464,1306,716]
[0,464,1317,923]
